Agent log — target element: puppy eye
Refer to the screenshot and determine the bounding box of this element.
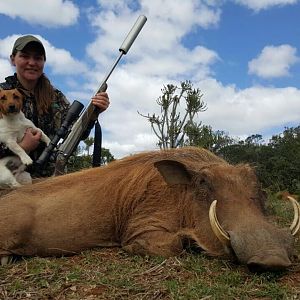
[0,95,6,100]
[13,94,20,100]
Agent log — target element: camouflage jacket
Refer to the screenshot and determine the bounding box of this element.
[0,74,70,177]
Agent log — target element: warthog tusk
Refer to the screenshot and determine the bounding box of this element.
[287,196,300,236]
[209,200,230,246]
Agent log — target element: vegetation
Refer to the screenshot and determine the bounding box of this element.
[66,136,115,173]
[141,81,300,194]
[217,126,300,194]
[139,81,207,149]
[185,125,300,194]
[186,124,234,153]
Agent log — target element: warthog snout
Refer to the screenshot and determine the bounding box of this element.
[247,249,292,272]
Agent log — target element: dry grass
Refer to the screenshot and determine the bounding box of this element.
[0,245,299,300]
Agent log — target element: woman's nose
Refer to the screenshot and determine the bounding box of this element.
[27,57,36,65]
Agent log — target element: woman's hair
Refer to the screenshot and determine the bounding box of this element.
[34,73,56,115]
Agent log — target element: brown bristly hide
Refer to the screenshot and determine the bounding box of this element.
[0,147,296,271]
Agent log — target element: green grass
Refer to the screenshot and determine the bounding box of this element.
[0,194,299,299]
[265,191,296,227]
[0,249,299,299]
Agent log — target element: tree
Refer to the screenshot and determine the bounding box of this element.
[185,124,234,153]
[218,126,300,194]
[66,137,115,172]
[264,126,300,193]
[101,148,115,165]
[245,134,263,146]
[83,137,94,156]
[140,81,207,149]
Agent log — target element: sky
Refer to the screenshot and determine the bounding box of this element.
[0,0,299,158]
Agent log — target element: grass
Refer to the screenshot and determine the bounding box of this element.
[0,195,300,299]
[1,250,299,299]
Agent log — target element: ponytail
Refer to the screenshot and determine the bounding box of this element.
[34,73,55,115]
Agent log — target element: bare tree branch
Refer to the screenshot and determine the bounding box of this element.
[139,80,207,149]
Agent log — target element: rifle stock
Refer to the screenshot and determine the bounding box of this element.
[53,15,147,175]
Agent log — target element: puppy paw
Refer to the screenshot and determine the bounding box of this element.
[20,156,33,166]
[39,132,51,146]
[11,181,22,188]
[43,136,51,146]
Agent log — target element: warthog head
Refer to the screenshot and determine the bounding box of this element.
[204,164,299,271]
[156,159,299,272]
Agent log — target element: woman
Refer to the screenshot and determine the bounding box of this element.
[0,35,110,177]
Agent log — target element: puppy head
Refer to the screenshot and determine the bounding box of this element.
[0,89,23,116]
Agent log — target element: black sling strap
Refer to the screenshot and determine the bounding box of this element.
[92,119,102,167]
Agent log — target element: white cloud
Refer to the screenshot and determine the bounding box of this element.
[248,45,299,79]
[103,133,158,158]
[197,78,300,136]
[140,0,221,29]
[0,35,16,57]
[40,39,89,75]
[0,59,13,82]
[0,0,79,27]
[233,0,298,11]
[0,35,18,81]
[86,0,220,81]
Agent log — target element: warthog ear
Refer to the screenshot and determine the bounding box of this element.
[154,160,191,185]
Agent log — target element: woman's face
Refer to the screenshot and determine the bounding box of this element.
[10,43,45,85]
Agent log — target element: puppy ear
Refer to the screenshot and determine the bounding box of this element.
[14,89,23,99]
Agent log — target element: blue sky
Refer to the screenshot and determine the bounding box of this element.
[0,0,299,158]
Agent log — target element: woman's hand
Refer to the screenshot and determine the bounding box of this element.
[91,92,110,113]
[19,128,42,153]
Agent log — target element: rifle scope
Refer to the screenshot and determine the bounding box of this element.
[35,100,84,166]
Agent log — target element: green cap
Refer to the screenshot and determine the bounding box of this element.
[12,35,46,60]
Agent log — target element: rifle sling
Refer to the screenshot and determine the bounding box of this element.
[92,119,102,167]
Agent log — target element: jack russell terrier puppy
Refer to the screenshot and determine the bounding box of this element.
[0,89,50,188]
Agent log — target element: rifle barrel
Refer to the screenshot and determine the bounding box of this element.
[56,15,147,165]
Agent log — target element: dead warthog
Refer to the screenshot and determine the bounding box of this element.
[0,147,299,271]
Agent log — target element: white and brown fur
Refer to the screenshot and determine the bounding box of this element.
[0,89,50,188]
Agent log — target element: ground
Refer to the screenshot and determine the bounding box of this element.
[0,247,299,299]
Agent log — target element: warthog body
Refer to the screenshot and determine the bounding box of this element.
[0,147,297,271]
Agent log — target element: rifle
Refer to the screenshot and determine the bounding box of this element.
[36,15,147,175]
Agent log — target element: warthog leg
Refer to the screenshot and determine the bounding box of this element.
[0,250,16,266]
[122,231,184,257]
[122,227,225,257]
